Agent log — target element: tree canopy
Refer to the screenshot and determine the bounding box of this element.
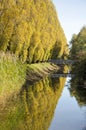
[70,26,86,60]
[0,0,69,63]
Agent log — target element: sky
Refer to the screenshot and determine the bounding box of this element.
[53,0,86,43]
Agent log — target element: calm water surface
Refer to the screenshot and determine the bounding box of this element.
[49,77,86,130]
[0,76,86,130]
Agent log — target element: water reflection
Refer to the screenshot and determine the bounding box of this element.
[69,78,86,106]
[69,58,86,107]
[49,78,86,130]
[83,127,86,130]
[0,76,66,130]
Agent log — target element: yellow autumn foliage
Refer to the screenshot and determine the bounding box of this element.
[0,0,69,62]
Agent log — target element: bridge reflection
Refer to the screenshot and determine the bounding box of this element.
[48,59,76,65]
[50,73,75,78]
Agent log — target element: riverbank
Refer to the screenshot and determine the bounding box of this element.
[0,52,26,104]
[0,52,59,105]
[26,63,59,83]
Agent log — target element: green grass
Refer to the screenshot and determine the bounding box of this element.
[0,52,26,103]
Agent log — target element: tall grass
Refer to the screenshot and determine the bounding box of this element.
[0,52,26,101]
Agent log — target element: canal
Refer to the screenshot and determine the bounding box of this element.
[0,75,86,130]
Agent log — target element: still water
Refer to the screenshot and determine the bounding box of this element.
[49,78,86,130]
[0,76,86,130]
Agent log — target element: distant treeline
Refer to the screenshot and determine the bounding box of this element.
[70,26,86,80]
[70,26,86,61]
[70,26,86,103]
[0,0,69,63]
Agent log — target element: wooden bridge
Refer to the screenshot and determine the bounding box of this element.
[48,59,77,65]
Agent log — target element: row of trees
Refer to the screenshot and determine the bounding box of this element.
[0,0,69,63]
[70,26,86,80]
[70,26,86,106]
[70,26,86,60]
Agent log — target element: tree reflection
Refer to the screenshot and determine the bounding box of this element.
[0,76,66,130]
[82,127,86,130]
[69,77,86,106]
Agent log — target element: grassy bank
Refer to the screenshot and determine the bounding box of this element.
[0,52,26,104]
[26,63,59,83]
[0,52,59,104]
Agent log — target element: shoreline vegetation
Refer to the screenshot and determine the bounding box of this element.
[26,63,59,83]
[0,52,26,105]
[70,26,86,87]
[0,52,59,105]
[0,0,69,105]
